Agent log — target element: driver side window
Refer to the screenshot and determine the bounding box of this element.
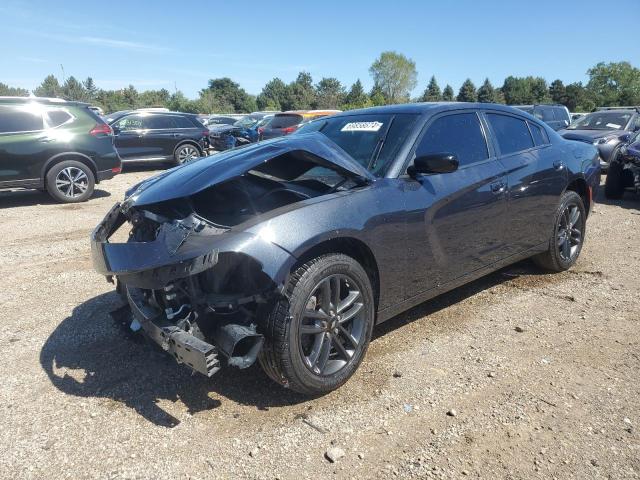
[415,113,489,167]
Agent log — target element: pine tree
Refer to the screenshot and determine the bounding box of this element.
[420,76,442,102]
[549,79,567,104]
[442,84,455,101]
[34,75,62,98]
[477,78,496,103]
[456,79,477,102]
[83,77,98,101]
[343,79,371,110]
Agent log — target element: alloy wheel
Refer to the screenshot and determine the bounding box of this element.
[298,274,366,376]
[178,146,199,163]
[557,203,582,262]
[55,167,89,199]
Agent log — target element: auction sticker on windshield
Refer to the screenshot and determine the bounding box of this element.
[341,121,384,132]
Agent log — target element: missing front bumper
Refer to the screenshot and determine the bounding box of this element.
[126,286,221,377]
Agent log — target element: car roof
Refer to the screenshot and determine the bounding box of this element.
[330,102,534,117]
[513,104,566,109]
[0,96,90,107]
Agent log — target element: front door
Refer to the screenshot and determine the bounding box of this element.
[402,111,508,298]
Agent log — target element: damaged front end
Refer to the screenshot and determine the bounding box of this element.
[90,134,373,377]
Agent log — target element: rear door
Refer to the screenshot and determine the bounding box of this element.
[401,111,508,295]
[485,112,567,255]
[0,104,47,185]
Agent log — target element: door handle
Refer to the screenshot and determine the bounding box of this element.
[37,136,55,143]
[172,133,183,138]
[490,181,506,194]
[553,160,565,170]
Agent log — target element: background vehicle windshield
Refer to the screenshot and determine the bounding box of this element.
[567,112,632,130]
[303,113,418,176]
[234,116,261,128]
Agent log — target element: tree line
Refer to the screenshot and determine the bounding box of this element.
[1,52,638,114]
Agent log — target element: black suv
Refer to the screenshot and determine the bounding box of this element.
[514,104,571,131]
[0,97,121,203]
[109,111,209,165]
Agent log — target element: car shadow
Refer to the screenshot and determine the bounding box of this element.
[0,189,111,209]
[40,260,543,428]
[594,187,639,212]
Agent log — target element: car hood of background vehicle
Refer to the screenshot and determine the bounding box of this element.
[125,133,376,207]
[560,128,624,141]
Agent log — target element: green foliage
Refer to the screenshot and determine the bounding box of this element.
[256,78,287,111]
[442,84,454,101]
[314,77,345,109]
[477,78,496,103]
[203,77,256,113]
[456,79,477,102]
[282,71,316,110]
[369,51,417,104]
[34,75,61,97]
[420,76,442,102]
[586,61,640,107]
[62,76,89,102]
[343,79,372,110]
[83,77,98,101]
[138,88,171,108]
[549,79,566,104]
[501,76,549,104]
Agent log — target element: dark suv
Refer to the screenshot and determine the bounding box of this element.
[514,104,571,131]
[0,97,121,203]
[109,111,209,165]
[560,107,640,170]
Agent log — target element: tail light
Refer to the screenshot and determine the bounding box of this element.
[258,127,265,134]
[90,123,112,136]
[112,166,122,174]
[282,126,297,135]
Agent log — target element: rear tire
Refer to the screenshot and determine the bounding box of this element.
[533,190,586,272]
[259,254,375,395]
[45,160,95,203]
[604,159,625,199]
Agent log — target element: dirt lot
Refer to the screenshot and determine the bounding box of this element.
[0,168,638,480]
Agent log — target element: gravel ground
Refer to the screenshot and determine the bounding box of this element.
[0,168,638,480]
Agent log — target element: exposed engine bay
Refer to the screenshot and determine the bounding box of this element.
[91,137,371,377]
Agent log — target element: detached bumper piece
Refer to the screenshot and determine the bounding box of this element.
[127,286,221,377]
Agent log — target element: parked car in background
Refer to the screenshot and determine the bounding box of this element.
[0,97,120,203]
[91,102,599,394]
[560,107,640,170]
[208,112,275,151]
[604,129,640,198]
[571,112,586,122]
[109,111,209,165]
[204,114,246,127]
[259,110,341,140]
[88,105,104,116]
[513,104,571,131]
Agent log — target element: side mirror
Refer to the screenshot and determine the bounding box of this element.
[111,125,120,135]
[408,152,459,177]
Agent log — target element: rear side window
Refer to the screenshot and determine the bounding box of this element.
[0,105,44,133]
[46,109,73,128]
[552,107,569,123]
[416,112,488,167]
[115,115,144,130]
[174,116,197,128]
[528,122,549,146]
[535,106,555,122]
[270,114,303,129]
[486,113,534,155]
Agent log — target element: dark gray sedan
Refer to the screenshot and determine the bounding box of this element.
[91,103,600,394]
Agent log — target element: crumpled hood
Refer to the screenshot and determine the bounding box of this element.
[125,133,376,207]
[560,128,624,142]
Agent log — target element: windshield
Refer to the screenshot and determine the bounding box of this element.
[567,111,632,130]
[300,113,419,177]
[233,116,261,128]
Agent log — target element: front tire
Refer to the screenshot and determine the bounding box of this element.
[174,144,201,165]
[259,254,375,395]
[533,190,586,272]
[45,160,95,203]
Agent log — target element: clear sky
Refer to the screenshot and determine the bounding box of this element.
[2,0,639,97]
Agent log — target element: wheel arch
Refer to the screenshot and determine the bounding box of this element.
[293,237,381,312]
[565,176,591,217]
[42,152,98,188]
